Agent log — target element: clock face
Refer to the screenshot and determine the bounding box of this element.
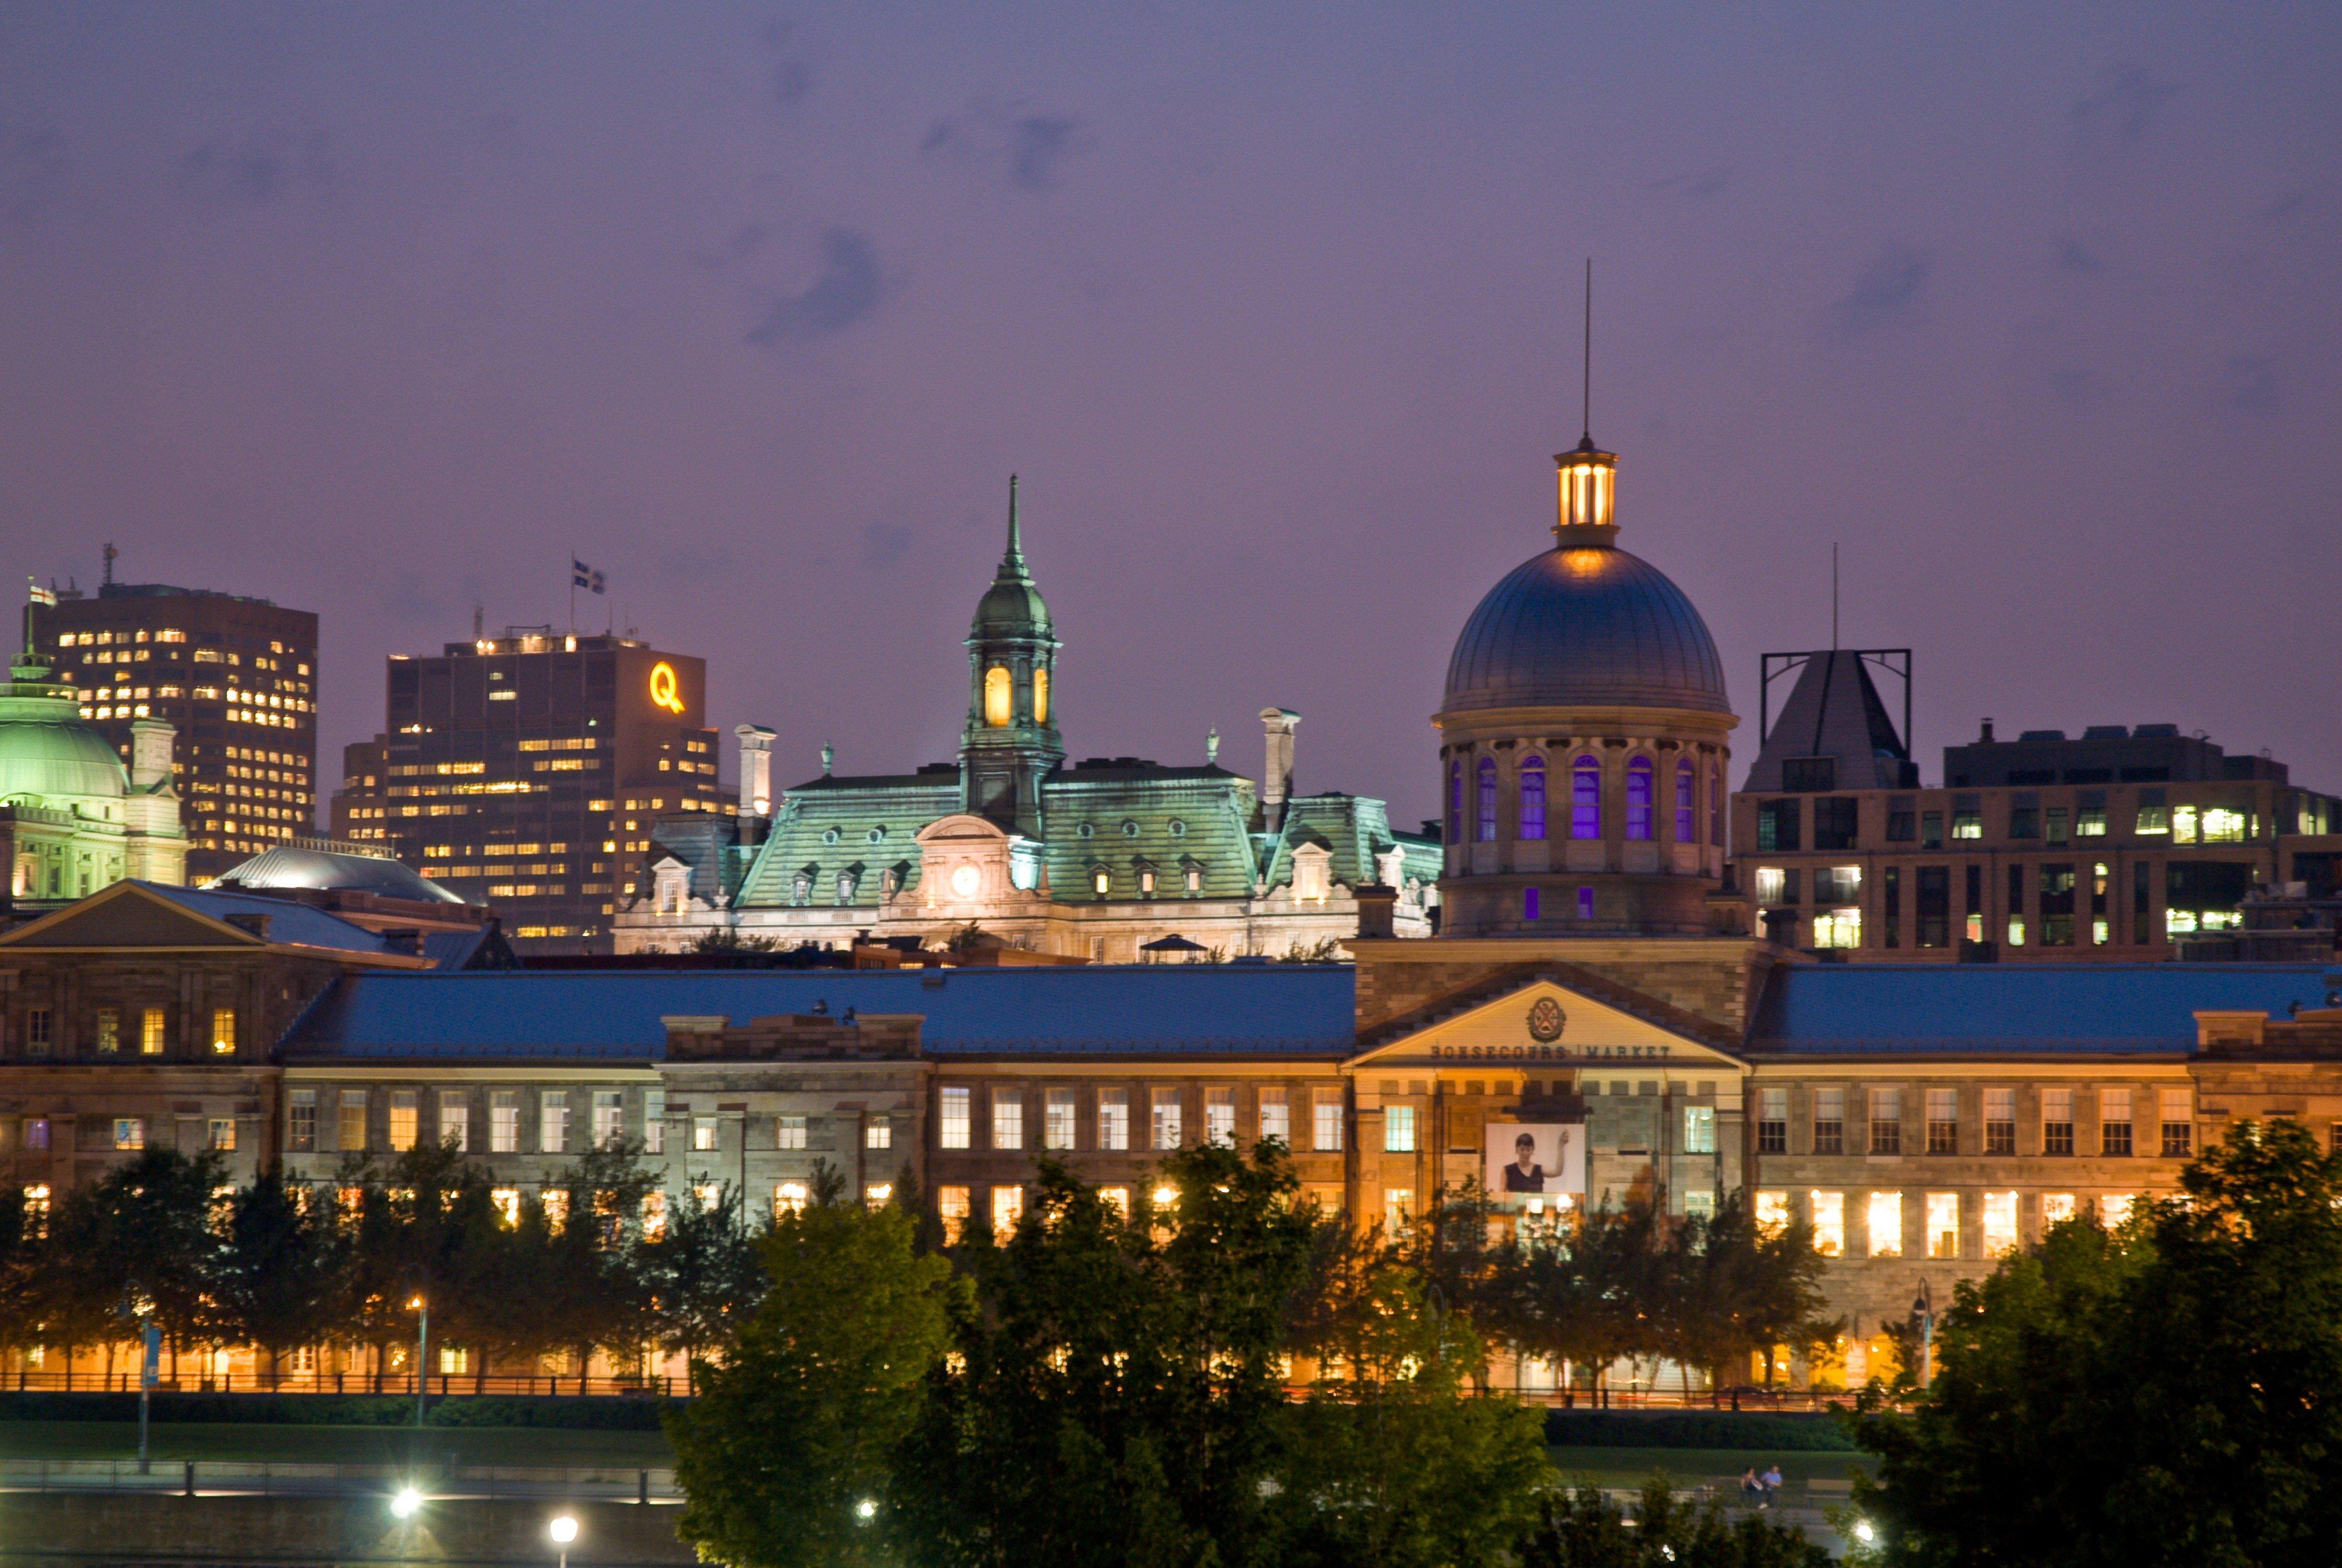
[950,863,981,898]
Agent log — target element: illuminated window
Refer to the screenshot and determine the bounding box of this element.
[1624,757,1654,841]
[1867,1191,1903,1257]
[592,1091,623,1149]
[1151,1087,1182,1150]
[338,1090,368,1152]
[991,1185,1023,1234]
[774,1182,808,1219]
[693,1116,719,1153]
[1098,1088,1129,1150]
[2042,1192,2076,1229]
[2042,1088,2074,1155]
[1951,810,1982,840]
[1033,667,1049,725]
[991,1092,1023,1151]
[1813,907,1861,948]
[1098,1186,1131,1219]
[1045,1088,1077,1151]
[490,1092,519,1153]
[1674,759,1695,842]
[2160,1089,2192,1156]
[2099,1193,2135,1228]
[21,1185,48,1239]
[210,1007,236,1055]
[940,1086,971,1150]
[983,665,1012,728]
[439,1099,468,1153]
[114,1117,145,1151]
[1926,1192,1959,1258]
[388,1091,418,1152]
[1973,1191,2017,1255]
[1258,1088,1289,1143]
[865,1116,892,1150]
[1984,1088,2015,1154]
[1384,1104,1416,1153]
[1754,866,1786,905]
[937,1186,971,1244]
[1570,755,1601,838]
[288,1090,316,1152]
[2135,802,2169,835]
[1475,757,1497,842]
[2202,806,2246,843]
[1205,1088,1235,1146]
[540,1091,567,1154]
[1808,1198,1845,1263]
[1683,1105,1715,1154]
[1383,1187,1413,1235]
[773,1114,806,1151]
[2171,804,2198,844]
[208,1118,237,1152]
[1517,756,1545,840]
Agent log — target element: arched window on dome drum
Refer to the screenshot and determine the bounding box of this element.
[1447,762,1463,844]
[1518,756,1546,841]
[1475,758,1498,842]
[1675,759,1696,842]
[1570,755,1602,838]
[1625,757,1655,841]
[983,666,1012,728]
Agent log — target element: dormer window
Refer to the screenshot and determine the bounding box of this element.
[1092,866,1111,896]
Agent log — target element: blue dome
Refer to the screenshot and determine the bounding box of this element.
[1442,544,1731,715]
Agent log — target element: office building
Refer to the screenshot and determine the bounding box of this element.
[31,575,318,882]
[1728,650,2342,961]
[330,629,724,955]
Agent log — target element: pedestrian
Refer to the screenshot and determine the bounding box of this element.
[1740,1467,1759,1502]
[1760,1463,1783,1507]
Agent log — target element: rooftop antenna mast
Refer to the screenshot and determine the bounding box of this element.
[1831,543,1840,650]
[102,543,117,588]
[1580,257,1593,443]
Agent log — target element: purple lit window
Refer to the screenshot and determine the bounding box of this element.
[1571,755,1601,838]
[1577,885,1595,920]
[1524,887,1540,920]
[1625,758,1655,841]
[1475,758,1498,842]
[1675,759,1696,842]
[1518,756,1546,841]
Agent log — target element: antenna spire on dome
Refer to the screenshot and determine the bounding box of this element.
[1553,260,1618,544]
[1003,473,1025,573]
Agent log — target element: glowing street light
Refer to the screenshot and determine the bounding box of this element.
[549,1514,578,1568]
[1853,1520,1876,1545]
[391,1487,422,1520]
[855,1499,877,1523]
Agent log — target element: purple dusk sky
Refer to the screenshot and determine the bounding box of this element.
[4,5,2338,824]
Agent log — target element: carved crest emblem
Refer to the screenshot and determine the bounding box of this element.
[1527,997,1567,1042]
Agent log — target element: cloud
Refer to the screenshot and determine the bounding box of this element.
[0,118,65,219]
[2072,66,2180,161]
[923,103,1089,192]
[2055,236,2101,273]
[1646,167,1729,200]
[2215,353,2279,420]
[1825,242,1931,338]
[758,18,815,107]
[691,222,768,272]
[176,126,335,204]
[745,229,885,351]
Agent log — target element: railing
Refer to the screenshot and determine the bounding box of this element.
[0,1459,680,1502]
[3,1371,678,1398]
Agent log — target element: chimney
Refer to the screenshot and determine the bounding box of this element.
[735,724,776,817]
[1979,718,1995,743]
[1259,708,1300,830]
[129,719,175,790]
[1353,883,1397,941]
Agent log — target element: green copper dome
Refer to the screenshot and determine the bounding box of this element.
[969,476,1052,638]
[0,656,128,802]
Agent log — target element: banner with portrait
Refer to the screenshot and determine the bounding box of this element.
[1485,1123,1585,1199]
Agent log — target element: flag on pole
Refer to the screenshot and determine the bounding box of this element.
[571,559,606,595]
[27,579,56,607]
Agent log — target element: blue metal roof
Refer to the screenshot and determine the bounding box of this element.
[140,882,401,958]
[1443,545,1731,716]
[1748,963,2342,1056]
[282,963,1359,1061]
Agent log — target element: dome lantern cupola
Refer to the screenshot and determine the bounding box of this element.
[1554,433,1617,543]
[959,476,1064,836]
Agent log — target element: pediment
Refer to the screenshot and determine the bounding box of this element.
[0,882,261,951]
[915,814,1011,847]
[1350,974,1744,1073]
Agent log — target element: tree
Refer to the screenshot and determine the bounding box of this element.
[1271,1244,1551,1567]
[40,1148,225,1376]
[690,929,779,953]
[1852,1119,2342,1568]
[643,1180,766,1378]
[214,1170,348,1385]
[1656,1192,1832,1400]
[668,1190,954,1568]
[891,1143,1321,1567]
[1517,1478,1831,1567]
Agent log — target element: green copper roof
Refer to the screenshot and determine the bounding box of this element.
[969,476,1053,639]
[0,663,127,803]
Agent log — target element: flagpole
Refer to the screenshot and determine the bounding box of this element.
[568,550,576,635]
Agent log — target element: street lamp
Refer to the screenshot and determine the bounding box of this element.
[549,1513,578,1568]
[409,1295,428,1427]
[391,1487,422,1520]
[1910,1280,1934,1389]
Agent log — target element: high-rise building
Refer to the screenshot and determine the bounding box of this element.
[32,578,319,883]
[331,628,724,954]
